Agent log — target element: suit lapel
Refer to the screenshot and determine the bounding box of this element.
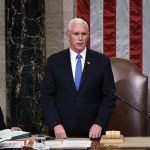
[64,49,77,93]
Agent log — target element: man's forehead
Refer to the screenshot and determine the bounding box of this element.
[72,22,87,27]
[71,24,88,31]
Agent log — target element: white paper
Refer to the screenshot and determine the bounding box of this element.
[0,129,30,139]
[33,141,62,149]
[0,141,24,149]
[61,139,92,148]
[0,137,11,143]
[45,140,62,148]
[33,139,91,148]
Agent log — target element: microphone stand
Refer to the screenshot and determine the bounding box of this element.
[113,91,150,122]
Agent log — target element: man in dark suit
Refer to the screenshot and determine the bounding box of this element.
[40,18,116,139]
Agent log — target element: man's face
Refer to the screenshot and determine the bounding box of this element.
[66,23,89,53]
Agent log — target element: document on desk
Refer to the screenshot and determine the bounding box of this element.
[0,137,11,143]
[44,140,62,148]
[0,129,30,139]
[61,139,92,148]
[0,139,32,149]
[0,140,25,149]
[44,139,92,148]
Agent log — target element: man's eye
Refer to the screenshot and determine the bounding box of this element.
[73,33,79,35]
[82,33,87,36]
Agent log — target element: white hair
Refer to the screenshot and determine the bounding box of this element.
[67,18,89,32]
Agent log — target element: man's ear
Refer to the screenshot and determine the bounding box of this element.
[66,32,70,41]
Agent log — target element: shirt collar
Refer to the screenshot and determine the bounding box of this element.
[69,48,87,60]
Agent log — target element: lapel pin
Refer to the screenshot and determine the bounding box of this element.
[87,61,90,64]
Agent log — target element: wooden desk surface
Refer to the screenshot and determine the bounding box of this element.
[100,137,150,148]
[11,143,150,150]
[8,137,150,150]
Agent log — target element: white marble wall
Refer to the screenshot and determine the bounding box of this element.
[0,0,6,122]
[63,0,75,50]
[45,0,75,57]
[45,0,64,57]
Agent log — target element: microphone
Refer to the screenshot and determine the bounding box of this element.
[112,90,150,121]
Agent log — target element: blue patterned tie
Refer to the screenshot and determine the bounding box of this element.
[75,54,82,90]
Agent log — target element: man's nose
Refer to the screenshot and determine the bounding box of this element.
[78,34,83,40]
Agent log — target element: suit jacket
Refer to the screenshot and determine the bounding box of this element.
[40,48,116,137]
[0,107,6,130]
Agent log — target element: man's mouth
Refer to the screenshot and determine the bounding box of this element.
[77,43,83,45]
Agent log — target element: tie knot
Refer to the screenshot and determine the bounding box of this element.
[76,54,82,60]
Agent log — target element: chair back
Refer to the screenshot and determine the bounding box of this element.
[108,57,148,136]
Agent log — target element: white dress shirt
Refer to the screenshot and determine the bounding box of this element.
[69,48,87,81]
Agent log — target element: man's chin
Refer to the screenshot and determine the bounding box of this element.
[76,47,85,52]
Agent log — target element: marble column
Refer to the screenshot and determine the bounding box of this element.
[6,0,46,133]
[0,0,6,122]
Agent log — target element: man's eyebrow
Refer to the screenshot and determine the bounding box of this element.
[72,32,88,34]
